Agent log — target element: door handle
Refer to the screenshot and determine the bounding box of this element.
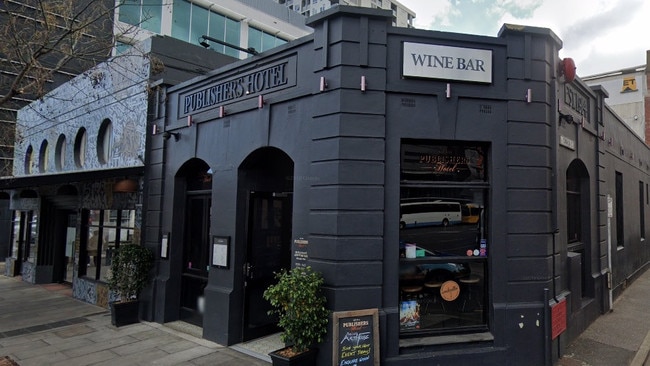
[244,262,254,279]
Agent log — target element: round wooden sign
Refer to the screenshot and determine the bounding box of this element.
[440,280,460,301]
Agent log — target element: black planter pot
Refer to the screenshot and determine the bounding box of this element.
[110,300,140,327]
[269,347,318,366]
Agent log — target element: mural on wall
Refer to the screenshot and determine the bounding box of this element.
[21,262,35,284]
[73,277,98,304]
[13,48,151,177]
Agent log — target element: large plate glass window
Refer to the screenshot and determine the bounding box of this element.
[80,209,136,282]
[399,140,489,336]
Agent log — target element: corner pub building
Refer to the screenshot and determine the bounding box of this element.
[6,6,650,366]
[151,5,650,365]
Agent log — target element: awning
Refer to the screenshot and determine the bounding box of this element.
[0,166,145,190]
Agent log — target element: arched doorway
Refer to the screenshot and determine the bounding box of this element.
[176,159,212,326]
[238,147,294,341]
[566,159,591,298]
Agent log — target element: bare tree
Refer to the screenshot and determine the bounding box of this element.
[0,0,119,175]
[0,0,117,105]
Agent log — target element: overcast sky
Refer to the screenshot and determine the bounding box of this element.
[397,0,649,76]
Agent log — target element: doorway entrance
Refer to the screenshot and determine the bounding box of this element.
[239,147,294,341]
[243,191,292,340]
[53,211,76,283]
[178,159,212,326]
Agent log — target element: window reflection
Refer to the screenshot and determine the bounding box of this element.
[399,140,488,336]
[82,209,137,282]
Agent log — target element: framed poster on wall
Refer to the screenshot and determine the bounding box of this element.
[211,236,229,268]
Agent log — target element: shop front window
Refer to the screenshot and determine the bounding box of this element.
[399,140,489,336]
[81,209,136,282]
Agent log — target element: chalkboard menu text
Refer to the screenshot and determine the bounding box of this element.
[333,309,380,366]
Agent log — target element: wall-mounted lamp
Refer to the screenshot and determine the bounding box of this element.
[558,112,574,125]
[446,83,451,99]
[113,178,138,193]
[258,95,265,108]
[199,35,258,55]
[319,76,328,92]
[219,106,225,118]
[361,76,367,92]
[163,131,180,141]
[526,88,532,103]
[187,115,193,127]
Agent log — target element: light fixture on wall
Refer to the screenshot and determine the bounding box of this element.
[319,76,328,92]
[163,131,180,141]
[199,35,258,55]
[113,178,138,193]
[558,111,574,125]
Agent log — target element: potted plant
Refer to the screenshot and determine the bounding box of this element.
[263,266,329,366]
[107,243,154,327]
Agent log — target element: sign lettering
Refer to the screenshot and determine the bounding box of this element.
[403,42,492,83]
[334,309,380,366]
[179,58,296,117]
[564,85,590,120]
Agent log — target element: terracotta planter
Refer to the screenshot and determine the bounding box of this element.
[269,347,318,366]
[110,300,140,327]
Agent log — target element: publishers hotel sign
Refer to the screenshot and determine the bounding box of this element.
[403,42,492,83]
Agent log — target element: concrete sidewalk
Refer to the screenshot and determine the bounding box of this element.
[557,267,650,366]
[0,273,269,366]
[2,266,650,365]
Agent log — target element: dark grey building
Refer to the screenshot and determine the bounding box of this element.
[142,6,650,365]
[5,5,650,366]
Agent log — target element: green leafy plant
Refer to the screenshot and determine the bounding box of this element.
[263,266,329,356]
[107,244,154,301]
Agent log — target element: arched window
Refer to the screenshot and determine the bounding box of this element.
[38,140,49,173]
[97,118,113,165]
[566,159,591,298]
[55,134,66,171]
[24,145,33,174]
[74,128,87,168]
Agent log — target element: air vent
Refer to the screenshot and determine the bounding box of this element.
[401,98,416,107]
[479,104,492,114]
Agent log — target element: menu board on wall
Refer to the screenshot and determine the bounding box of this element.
[333,309,380,366]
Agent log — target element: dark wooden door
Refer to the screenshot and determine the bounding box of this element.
[242,191,292,341]
[180,194,211,326]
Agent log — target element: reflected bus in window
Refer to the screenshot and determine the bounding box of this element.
[399,201,461,229]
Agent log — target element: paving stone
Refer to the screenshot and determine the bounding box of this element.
[11,351,69,366]
[149,345,215,365]
[51,350,118,366]
[92,348,170,366]
[110,335,179,356]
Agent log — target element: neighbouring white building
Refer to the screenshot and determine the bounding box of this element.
[583,51,649,143]
[273,0,415,27]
